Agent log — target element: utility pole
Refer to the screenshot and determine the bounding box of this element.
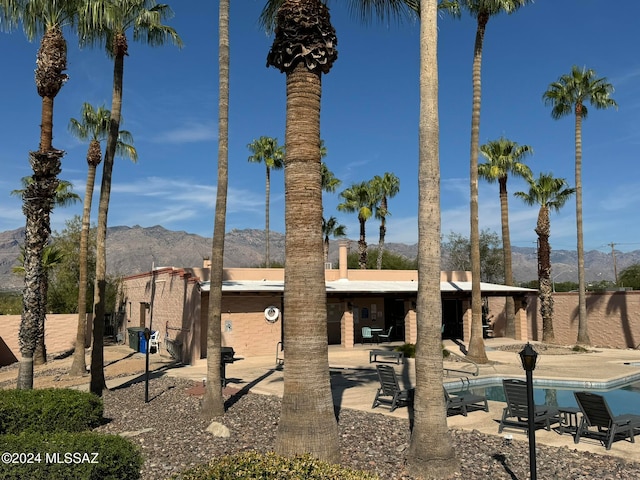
[609,242,618,285]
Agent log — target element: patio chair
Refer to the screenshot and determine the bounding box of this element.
[444,387,489,417]
[149,330,160,354]
[498,379,561,434]
[372,364,414,412]
[377,326,393,343]
[361,326,374,344]
[574,391,640,450]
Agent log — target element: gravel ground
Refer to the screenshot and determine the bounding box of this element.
[95,375,640,480]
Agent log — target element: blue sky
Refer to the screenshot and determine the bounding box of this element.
[1,0,639,256]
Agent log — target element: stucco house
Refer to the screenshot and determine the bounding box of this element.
[118,242,534,364]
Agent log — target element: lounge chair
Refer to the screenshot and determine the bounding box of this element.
[574,391,640,450]
[444,387,489,417]
[372,364,414,412]
[498,379,561,434]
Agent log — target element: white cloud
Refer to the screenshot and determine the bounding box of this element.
[151,122,217,144]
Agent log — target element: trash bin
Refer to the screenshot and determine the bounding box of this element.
[139,330,156,354]
[127,327,145,351]
[139,330,147,353]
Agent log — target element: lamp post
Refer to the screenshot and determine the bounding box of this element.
[519,343,538,480]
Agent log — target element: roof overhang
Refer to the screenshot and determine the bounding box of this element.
[199,280,535,296]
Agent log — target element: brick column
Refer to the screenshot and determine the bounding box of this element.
[462,299,471,341]
[514,297,528,341]
[341,302,355,348]
[404,301,417,344]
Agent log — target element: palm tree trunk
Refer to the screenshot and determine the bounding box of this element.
[574,109,590,345]
[536,207,554,342]
[376,217,386,270]
[33,273,48,365]
[18,150,62,388]
[499,178,516,338]
[201,0,229,418]
[358,218,367,269]
[406,0,458,474]
[467,13,489,363]
[91,50,125,396]
[70,163,98,376]
[323,237,329,264]
[265,165,271,267]
[275,62,339,462]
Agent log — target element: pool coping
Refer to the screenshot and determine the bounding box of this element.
[444,370,640,392]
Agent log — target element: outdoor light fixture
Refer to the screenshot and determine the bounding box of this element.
[519,342,538,371]
[519,342,538,480]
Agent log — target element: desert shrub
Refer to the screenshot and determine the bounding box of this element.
[394,343,415,358]
[0,431,142,480]
[0,388,103,434]
[173,451,379,480]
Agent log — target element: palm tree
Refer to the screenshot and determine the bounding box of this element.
[12,242,65,364]
[515,173,575,343]
[262,0,456,472]
[370,172,400,270]
[337,181,376,269]
[200,0,229,419]
[81,0,183,396]
[11,177,79,365]
[479,137,532,338]
[543,66,617,346]
[405,0,458,475]
[443,0,532,364]
[1,0,79,389]
[67,102,137,377]
[322,216,346,264]
[247,136,285,268]
[263,0,340,462]
[321,162,341,194]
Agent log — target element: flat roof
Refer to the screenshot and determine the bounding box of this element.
[199,280,535,296]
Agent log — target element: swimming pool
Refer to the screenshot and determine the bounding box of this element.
[448,374,640,416]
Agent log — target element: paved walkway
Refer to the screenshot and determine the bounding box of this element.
[159,338,640,462]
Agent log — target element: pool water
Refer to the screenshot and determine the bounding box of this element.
[453,381,640,416]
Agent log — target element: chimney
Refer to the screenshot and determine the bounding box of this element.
[338,240,349,280]
[203,257,211,269]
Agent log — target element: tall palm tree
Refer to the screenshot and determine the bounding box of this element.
[337,181,376,269]
[263,0,455,472]
[478,137,532,338]
[543,66,617,346]
[247,136,285,268]
[370,172,400,270]
[200,0,229,419]
[67,102,137,377]
[263,0,340,462]
[81,0,182,396]
[322,216,346,264]
[11,177,79,365]
[406,0,458,475]
[443,0,532,364]
[1,0,79,389]
[515,173,575,343]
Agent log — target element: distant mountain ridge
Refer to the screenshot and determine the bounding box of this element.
[0,225,635,292]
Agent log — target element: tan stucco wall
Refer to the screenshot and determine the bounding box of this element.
[120,268,202,364]
[525,291,640,348]
[0,314,91,367]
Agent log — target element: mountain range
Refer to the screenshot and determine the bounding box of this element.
[1,225,636,292]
